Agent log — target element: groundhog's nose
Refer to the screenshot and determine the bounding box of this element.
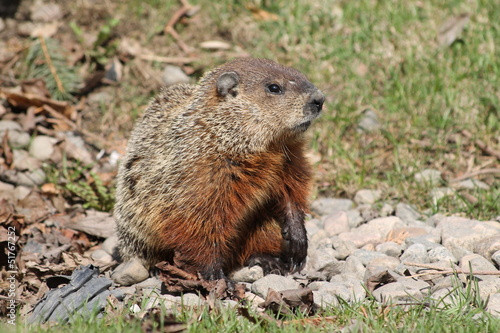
[308,90,325,114]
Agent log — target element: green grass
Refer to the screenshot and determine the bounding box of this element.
[8,278,500,332]
[6,0,499,331]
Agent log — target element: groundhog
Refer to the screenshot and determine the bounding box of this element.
[114,58,325,280]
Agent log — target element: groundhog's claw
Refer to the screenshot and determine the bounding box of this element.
[281,222,308,273]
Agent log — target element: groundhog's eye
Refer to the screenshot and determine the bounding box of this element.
[266,84,283,94]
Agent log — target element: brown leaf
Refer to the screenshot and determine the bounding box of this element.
[2,130,13,166]
[65,211,116,238]
[246,4,279,21]
[261,288,315,316]
[365,270,397,292]
[41,183,60,195]
[438,13,470,47]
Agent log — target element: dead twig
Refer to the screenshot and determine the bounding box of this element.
[404,262,500,276]
[450,168,500,183]
[137,54,197,64]
[461,129,500,160]
[163,0,195,54]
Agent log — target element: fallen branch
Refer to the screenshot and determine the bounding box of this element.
[450,168,500,183]
[461,129,500,160]
[404,262,500,276]
[137,54,197,64]
[163,0,197,54]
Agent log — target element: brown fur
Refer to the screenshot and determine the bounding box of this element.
[114,58,324,280]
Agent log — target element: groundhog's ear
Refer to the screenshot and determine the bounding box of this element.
[217,71,239,97]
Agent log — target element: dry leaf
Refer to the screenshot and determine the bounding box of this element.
[199,40,231,50]
[438,13,470,47]
[246,4,279,21]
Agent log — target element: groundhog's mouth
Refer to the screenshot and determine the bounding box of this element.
[294,120,312,132]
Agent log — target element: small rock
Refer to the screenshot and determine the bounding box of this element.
[102,234,119,257]
[339,216,405,248]
[31,1,63,22]
[473,236,500,261]
[308,248,343,280]
[29,136,58,161]
[351,249,388,266]
[346,209,364,228]
[251,274,299,298]
[231,265,264,283]
[111,259,149,286]
[373,282,423,303]
[0,181,14,192]
[331,237,357,260]
[0,120,30,148]
[0,18,5,32]
[492,250,500,268]
[487,293,500,318]
[162,65,190,86]
[181,293,203,307]
[414,169,442,185]
[244,292,265,308]
[431,187,455,204]
[405,235,441,250]
[61,132,94,165]
[380,203,394,217]
[478,279,500,300]
[428,246,457,263]
[310,198,353,216]
[454,179,490,190]
[357,109,381,133]
[460,254,498,273]
[13,150,41,171]
[354,189,381,205]
[309,229,328,248]
[330,276,367,301]
[437,217,500,251]
[375,242,402,258]
[313,281,351,307]
[135,277,162,289]
[400,243,429,264]
[395,203,421,223]
[17,168,47,186]
[323,211,350,236]
[367,256,400,270]
[91,249,113,265]
[305,219,320,236]
[342,256,366,280]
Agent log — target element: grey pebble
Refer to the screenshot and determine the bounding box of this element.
[357,109,381,133]
[323,211,350,236]
[428,246,457,263]
[341,256,366,280]
[311,198,353,216]
[231,265,264,283]
[400,243,430,264]
[313,281,351,307]
[102,234,119,256]
[437,217,500,251]
[395,203,421,224]
[414,169,442,185]
[373,282,423,303]
[492,250,500,268]
[353,189,381,205]
[375,242,402,258]
[487,293,500,318]
[162,65,190,87]
[111,259,149,286]
[251,274,299,299]
[29,135,58,161]
[351,249,388,266]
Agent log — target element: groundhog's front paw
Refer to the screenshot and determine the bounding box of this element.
[247,254,287,275]
[281,223,307,273]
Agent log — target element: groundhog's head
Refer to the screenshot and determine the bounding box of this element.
[198,58,324,151]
